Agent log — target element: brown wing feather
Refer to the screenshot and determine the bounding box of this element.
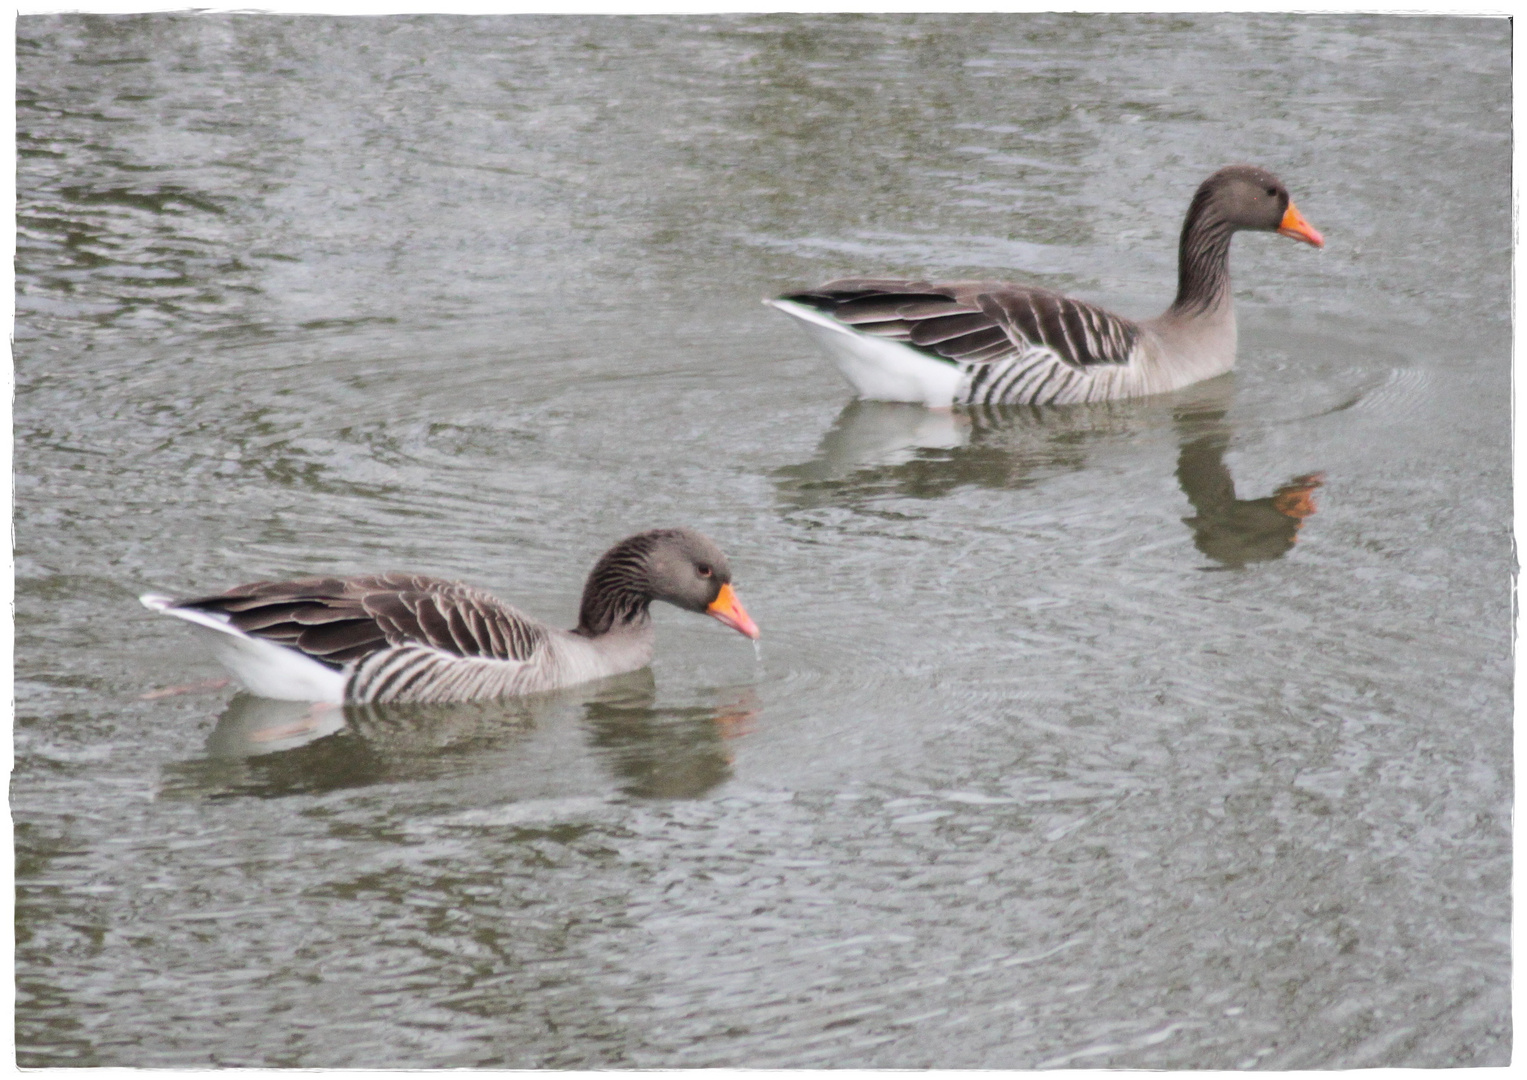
[975,288,1139,368]
[781,278,1139,369]
[174,574,548,670]
[908,312,997,346]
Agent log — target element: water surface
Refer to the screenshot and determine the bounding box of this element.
[14,12,1510,1068]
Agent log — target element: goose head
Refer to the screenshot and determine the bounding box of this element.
[1196,164,1324,247]
[577,528,760,640]
[644,528,760,639]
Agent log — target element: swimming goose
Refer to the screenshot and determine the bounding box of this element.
[140,528,760,705]
[769,164,1324,407]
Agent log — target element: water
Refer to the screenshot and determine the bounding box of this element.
[13,12,1510,1068]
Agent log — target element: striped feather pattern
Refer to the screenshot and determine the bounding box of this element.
[975,289,1139,369]
[780,279,1143,406]
[347,645,536,705]
[577,530,667,637]
[963,345,1095,407]
[177,574,548,670]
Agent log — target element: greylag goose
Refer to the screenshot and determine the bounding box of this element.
[769,165,1324,407]
[140,528,759,705]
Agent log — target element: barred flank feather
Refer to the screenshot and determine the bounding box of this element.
[346,646,535,705]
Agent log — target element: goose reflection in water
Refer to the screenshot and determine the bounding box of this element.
[1175,423,1324,568]
[778,386,1323,567]
[775,398,1141,506]
[583,687,757,800]
[158,669,751,800]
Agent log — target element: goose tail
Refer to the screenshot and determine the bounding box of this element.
[767,298,962,408]
[140,593,347,703]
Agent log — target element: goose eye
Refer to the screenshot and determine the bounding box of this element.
[1266,186,1278,197]
[696,563,712,578]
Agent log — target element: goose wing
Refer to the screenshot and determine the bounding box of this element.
[784,278,1141,370]
[174,574,549,670]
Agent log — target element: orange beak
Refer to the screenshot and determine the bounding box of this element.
[706,582,760,640]
[1277,202,1324,248]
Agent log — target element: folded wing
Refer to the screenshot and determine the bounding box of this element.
[781,278,1141,370]
[173,574,548,669]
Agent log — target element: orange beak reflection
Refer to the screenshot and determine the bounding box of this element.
[706,582,760,640]
[1277,202,1325,248]
[1272,472,1325,524]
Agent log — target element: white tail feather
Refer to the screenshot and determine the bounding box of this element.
[141,594,347,703]
[768,298,963,407]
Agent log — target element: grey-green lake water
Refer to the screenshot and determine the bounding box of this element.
[13,12,1510,1068]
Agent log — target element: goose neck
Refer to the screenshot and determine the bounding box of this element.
[574,541,657,638]
[1170,202,1236,317]
[574,585,651,639]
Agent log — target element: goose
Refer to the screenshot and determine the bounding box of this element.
[769,164,1324,408]
[140,528,760,705]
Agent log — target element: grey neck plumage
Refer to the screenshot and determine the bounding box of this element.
[574,535,657,638]
[1169,191,1236,317]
